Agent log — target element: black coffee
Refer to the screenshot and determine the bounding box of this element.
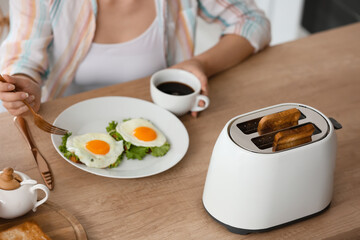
[157,81,194,96]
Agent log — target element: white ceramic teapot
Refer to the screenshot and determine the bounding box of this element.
[0,168,50,219]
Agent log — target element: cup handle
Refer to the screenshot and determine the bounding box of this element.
[30,184,50,212]
[191,95,210,112]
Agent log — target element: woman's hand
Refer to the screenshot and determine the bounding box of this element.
[171,58,209,118]
[170,35,255,117]
[0,74,41,116]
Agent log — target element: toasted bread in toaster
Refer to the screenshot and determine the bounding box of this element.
[258,108,301,135]
[0,221,51,240]
[272,123,315,151]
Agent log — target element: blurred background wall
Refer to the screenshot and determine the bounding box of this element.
[195,0,360,54]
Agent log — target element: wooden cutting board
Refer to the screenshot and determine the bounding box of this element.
[0,201,87,240]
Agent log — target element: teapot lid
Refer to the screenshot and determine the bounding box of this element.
[0,168,22,190]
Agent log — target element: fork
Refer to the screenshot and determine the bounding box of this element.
[14,116,54,190]
[0,75,68,135]
[21,99,69,135]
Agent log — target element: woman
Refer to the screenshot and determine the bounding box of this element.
[0,0,270,116]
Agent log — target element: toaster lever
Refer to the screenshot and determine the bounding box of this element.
[329,117,342,130]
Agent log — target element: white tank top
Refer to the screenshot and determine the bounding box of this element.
[64,4,166,96]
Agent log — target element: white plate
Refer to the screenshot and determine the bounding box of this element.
[51,96,189,178]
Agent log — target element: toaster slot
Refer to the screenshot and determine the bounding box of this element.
[251,122,321,150]
[237,111,306,135]
[236,117,262,135]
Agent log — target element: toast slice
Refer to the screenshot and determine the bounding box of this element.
[258,108,301,135]
[0,221,51,240]
[272,123,315,151]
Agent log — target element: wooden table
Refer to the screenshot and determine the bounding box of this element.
[1,23,360,239]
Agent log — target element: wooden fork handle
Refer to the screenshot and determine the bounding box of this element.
[14,116,54,190]
[14,116,36,150]
[21,99,37,115]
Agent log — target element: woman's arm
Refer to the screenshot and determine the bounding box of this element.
[0,0,52,82]
[172,0,270,116]
[172,34,254,117]
[0,1,52,115]
[195,34,254,77]
[172,34,254,95]
[198,0,271,53]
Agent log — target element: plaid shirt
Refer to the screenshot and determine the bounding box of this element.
[0,0,270,100]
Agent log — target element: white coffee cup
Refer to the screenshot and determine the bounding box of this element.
[150,69,210,116]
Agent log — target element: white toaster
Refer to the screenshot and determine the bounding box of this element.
[202,103,341,234]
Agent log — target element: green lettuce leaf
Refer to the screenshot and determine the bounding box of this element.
[109,153,124,168]
[125,145,150,160]
[106,121,117,132]
[106,121,124,141]
[59,132,72,153]
[124,141,132,151]
[59,132,80,162]
[150,142,170,157]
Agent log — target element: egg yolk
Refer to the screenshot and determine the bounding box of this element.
[133,127,157,141]
[86,140,110,155]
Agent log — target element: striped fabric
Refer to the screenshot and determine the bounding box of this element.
[0,0,270,101]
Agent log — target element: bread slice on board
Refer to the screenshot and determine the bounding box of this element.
[0,221,51,240]
[272,123,315,151]
[258,108,301,135]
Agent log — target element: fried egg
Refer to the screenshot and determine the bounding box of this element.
[66,133,123,168]
[116,118,166,147]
